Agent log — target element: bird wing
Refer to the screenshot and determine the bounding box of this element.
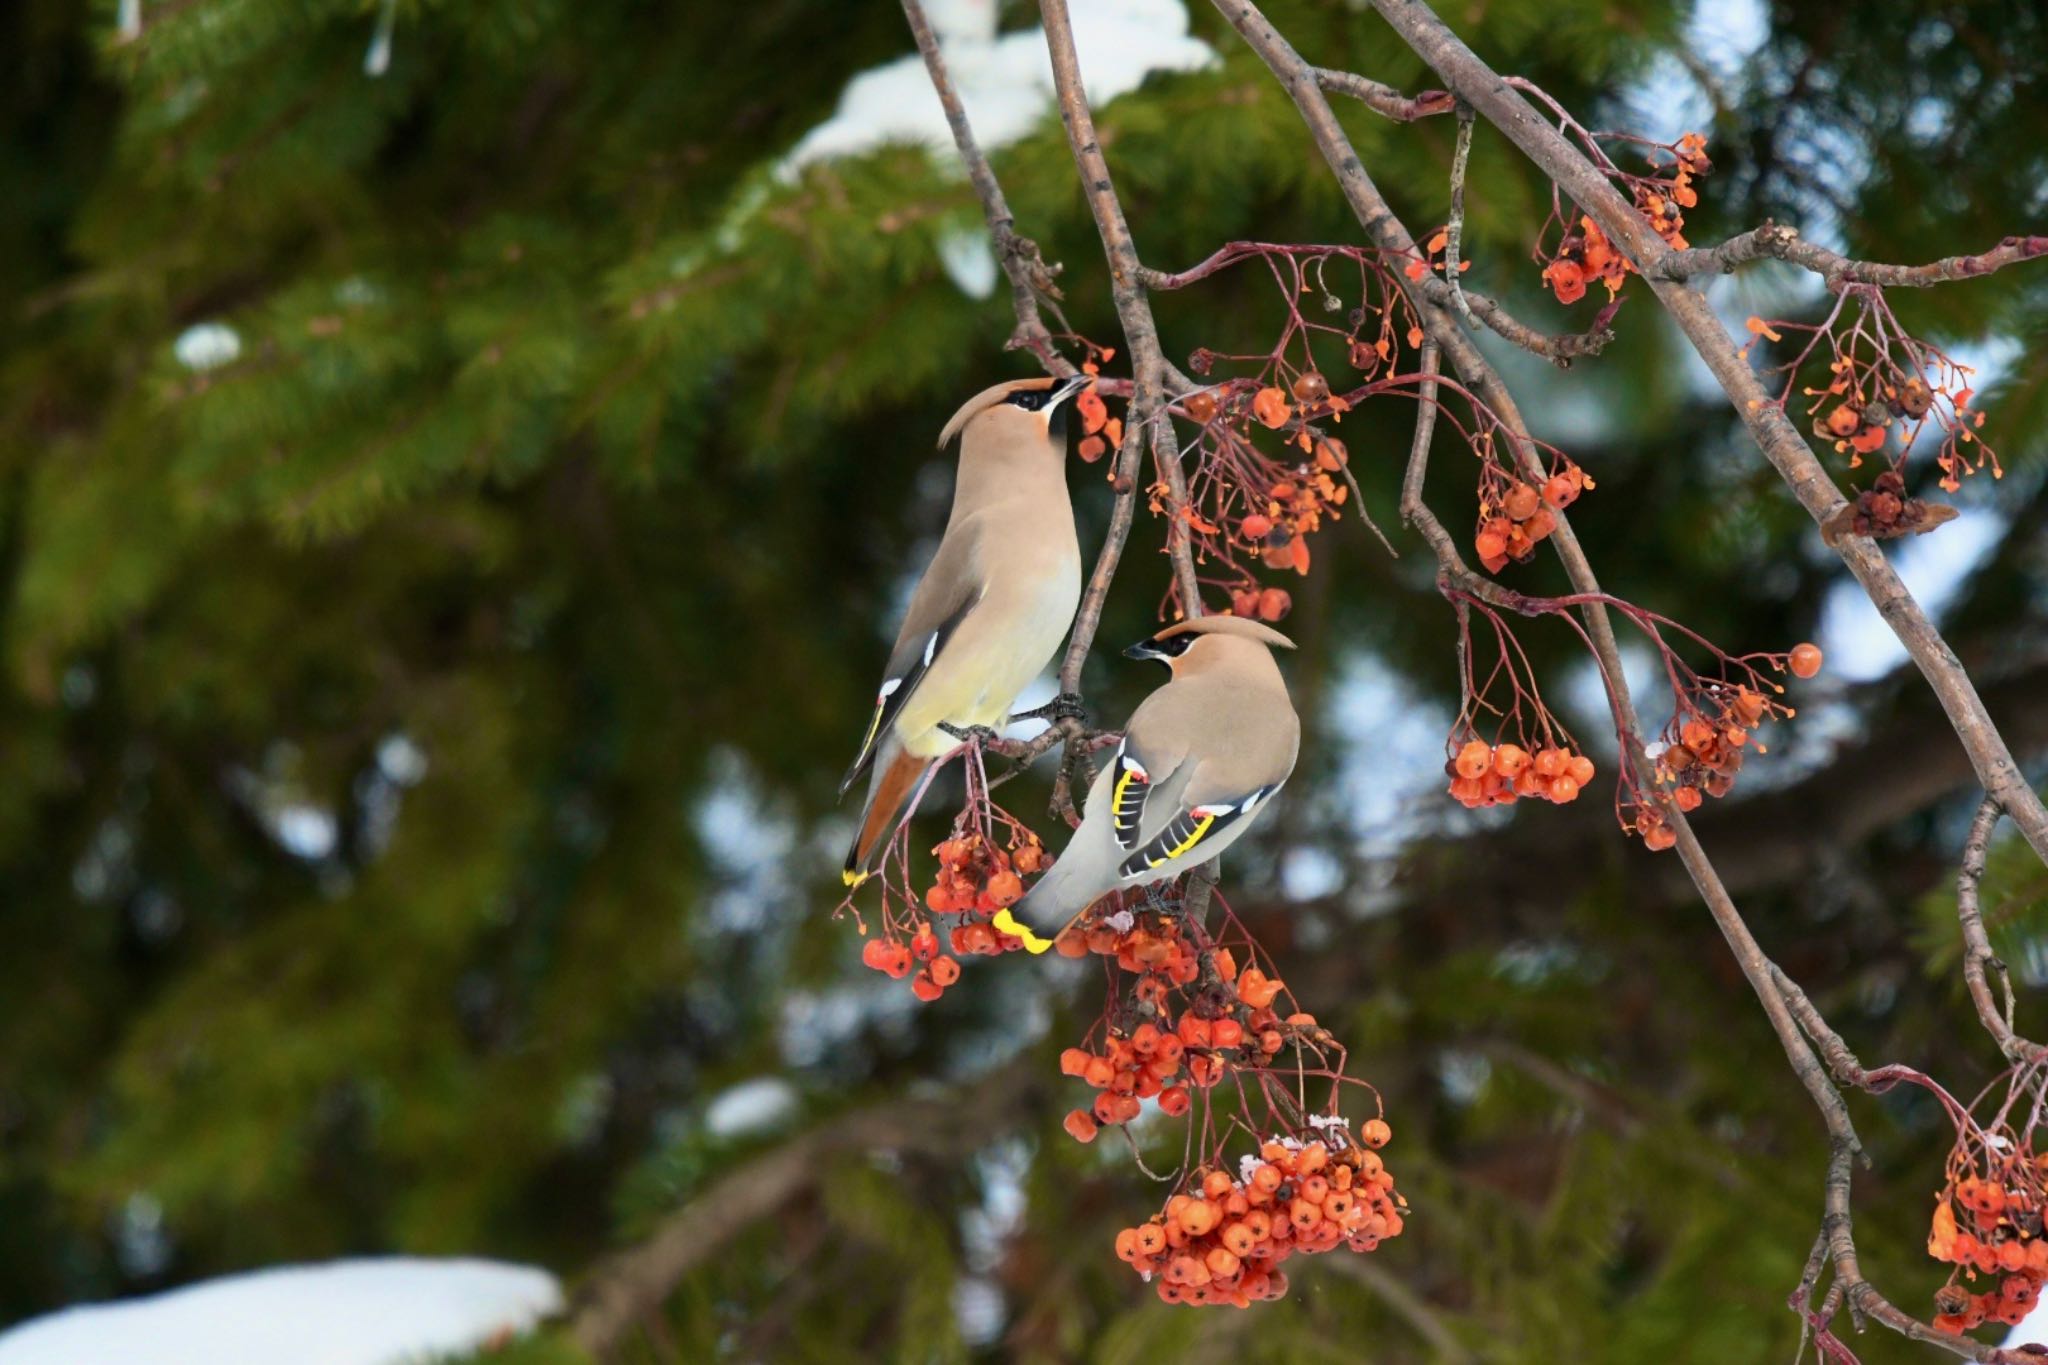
[1115,773,1285,880]
[1104,734,1161,852]
[840,534,983,797]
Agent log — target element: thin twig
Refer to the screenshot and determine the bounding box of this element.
[1441,102,1477,329]
[1955,795,2043,1062]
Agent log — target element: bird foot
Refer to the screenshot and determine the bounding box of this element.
[939,721,1007,749]
[1012,691,1088,726]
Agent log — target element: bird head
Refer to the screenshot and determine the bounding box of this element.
[937,374,1092,450]
[1125,616,1296,674]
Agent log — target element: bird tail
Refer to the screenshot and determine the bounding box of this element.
[842,745,929,887]
[993,849,1099,954]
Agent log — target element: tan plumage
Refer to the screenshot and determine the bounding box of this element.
[996,616,1300,948]
[841,375,1088,883]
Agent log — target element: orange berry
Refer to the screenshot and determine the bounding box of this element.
[1203,1169,1233,1201]
[1789,642,1823,679]
[1252,387,1291,429]
[861,939,893,972]
[1543,474,1579,508]
[1136,1223,1167,1256]
[1505,484,1541,521]
[1454,740,1493,779]
[1533,747,1566,778]
[911,971,943,1002]
[1059,1047,1090,1077]
[1548,774,1580,803]
[1643,823,1678,852]
[1290,1198,1321,1230]
[1259,1029,1283,1054]
[1064,1109,1099,1143]
[1360,1118,1391,1148]
[1565,754,1594,785]
[1206,1246,1243,1278]
[1291,371,1330,403]
[929,956,960,986]
[1240,513,1273,541]
[1492,744,1529,778]
[1053,927,1088,958]
[1674,785,1702,812]
[1257,588,1292,622]
[1160,1085,1191,1117]
[1179,1199,1220,1236]
[1115,1226,1141,1261]
[1082,1056,1115,1089]
[985,870,1023,907]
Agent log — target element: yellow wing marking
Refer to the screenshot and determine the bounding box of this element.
[1147,812,1215,868]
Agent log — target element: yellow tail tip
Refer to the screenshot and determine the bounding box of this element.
[842,868,871,889]
[992,908,1052,955]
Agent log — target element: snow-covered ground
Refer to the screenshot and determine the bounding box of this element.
[0,1258,562,1365]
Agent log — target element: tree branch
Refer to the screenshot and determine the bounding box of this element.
[571,1065,1041,1357]
[1656,222,2048,290]
[900,0,1073,374]
[1035,0,1205,623]
[1362,0,2048,866]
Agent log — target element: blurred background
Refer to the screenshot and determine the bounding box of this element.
[2,0,2045,1360]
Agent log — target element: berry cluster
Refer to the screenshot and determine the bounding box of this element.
[1473,462,1591,573]
[1147,241,1440,619]
[1072,369,1126,465]
[1114,1134,1406,1307]
[1928,1172,2048,1333]
[1742,296,1995,492]
[1820,469,1960,545]
[1539,132,1709,305]
[1447,739,1595,809]
[1178,382,1353,591]
[1541,216,1627,306]
[1052,911,1298,1142]
[1630,646,1815,850]
[853,817,1049,1001]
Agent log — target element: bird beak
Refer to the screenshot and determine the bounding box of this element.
[1048,374,1091,412]
[1123,639,1163,661]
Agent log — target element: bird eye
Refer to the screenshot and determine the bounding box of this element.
[1007,389,1048,411]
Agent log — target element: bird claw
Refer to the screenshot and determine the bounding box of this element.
[939,721,1004,747]
[1013,691,1089,726]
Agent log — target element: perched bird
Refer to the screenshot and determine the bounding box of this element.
[841,374,1090,886]
[993,616,1300,950]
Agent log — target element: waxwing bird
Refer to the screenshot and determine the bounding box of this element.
[841,374,1091,885]
[993,616,1300,950]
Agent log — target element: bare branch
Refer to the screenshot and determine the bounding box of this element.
[900,0,1072,373]
[1956,795,2045,1063]
[1313,67,1456,123]
[1657,222,2048,290]
[1036,0,1205,620]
